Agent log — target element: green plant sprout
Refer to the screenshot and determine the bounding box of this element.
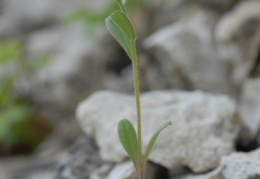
[105,1,172,178]
[0,39,50,153]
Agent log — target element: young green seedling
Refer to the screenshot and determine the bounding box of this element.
[105,1,172,179]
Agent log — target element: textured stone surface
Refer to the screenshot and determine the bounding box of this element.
[56,135,103,179]
[215,0,260,86]
[17,24,91,122]
[0,121,78,179]
[17,24,122,123]
[0,0,109,37]
[188,0,236,9]
[143,12,231,94]
[238,78,260,139]
[174,168,222,179]
[220,149,260,179]
[77,90,239,172]
[90,161,167,179]
[0,154,61,179]
[175,148,260,179]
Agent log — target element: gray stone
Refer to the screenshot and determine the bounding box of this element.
[215,0,260,86]
[17,23,122,123]
[0,120,80,179]
[143,12,231,94]
[175,148,260,179]
[221,149,260,179]
[0,154,61,179]
[168,166,191,178]
[56,135,103,179]
[17,23,91,122]
[0,0,108,37]
[173,167,222,179]
[35,120,81,158]
[90,161,167,179]
[76,90,239,172]
[102,66,134,93]
[142,0,225,35]
[97,161,136,179]
[142,0,187,33]
[238,78,260,140]
[187,0,237,9]
[90,164,114,179]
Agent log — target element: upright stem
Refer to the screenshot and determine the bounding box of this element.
[132,46,143,179]
[138,169,144,179]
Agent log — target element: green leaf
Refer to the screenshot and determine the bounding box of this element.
[0,40,23,65]
[105,10,136,60]
[143,120,172,165]
[116,0,127,14]
[118,119,139,171]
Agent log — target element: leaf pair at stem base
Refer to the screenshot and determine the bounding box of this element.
[118,119,172,173]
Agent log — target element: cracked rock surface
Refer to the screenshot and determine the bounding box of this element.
[77,90,239,172]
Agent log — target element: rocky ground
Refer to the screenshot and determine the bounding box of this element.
[1,0,260,179]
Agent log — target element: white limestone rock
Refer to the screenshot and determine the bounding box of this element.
[215,0,260,86]
[238,78,260,140]
[175,148,260,179]
[0,0,108,37]
[221,148,260,179]
[104,162,136,179]
[187,0,236,8]
[90,161,165,179]
[55,135,103,179]
[17,23,122,123]
[17,23,97,123]
[76,90,239,172]
[174,168,222,179]
[143,12,231,94]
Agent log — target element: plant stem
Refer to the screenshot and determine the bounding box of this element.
[138,168,144,179]
[131,45,143,179]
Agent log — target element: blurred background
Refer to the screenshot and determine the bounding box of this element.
[0,0,260,178]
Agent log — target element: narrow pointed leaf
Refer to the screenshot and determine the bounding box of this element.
[118,119,139,171]
[116,0,127,14]
[143,120,172,165]
[105,11,136,60]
